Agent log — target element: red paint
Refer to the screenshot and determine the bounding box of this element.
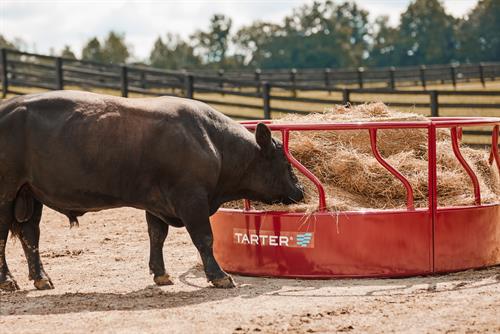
[451,127,481,205]
[211,117,500,278]
[369,128,414,210]
[489,125,499,173]
[434,205,500,272]
[212,209,432,277]
[282,130,326,211]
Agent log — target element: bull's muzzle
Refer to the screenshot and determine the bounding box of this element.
[282,185,304,205]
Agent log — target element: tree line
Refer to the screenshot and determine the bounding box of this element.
[1,0,499,70]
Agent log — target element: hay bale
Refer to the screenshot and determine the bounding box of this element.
[226,103,500,211]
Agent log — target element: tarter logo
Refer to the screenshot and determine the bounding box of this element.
[233,229,314,248]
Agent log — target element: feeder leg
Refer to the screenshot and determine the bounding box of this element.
[178,199,235,289]
[146,212,173,286]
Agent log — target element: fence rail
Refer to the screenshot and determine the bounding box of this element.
[1,48,499,142]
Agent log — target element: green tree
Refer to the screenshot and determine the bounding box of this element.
[0,35,27,51]
[192,14,232,67]
[0,34,16,49]
[457,0,500,62]
[329,1,370,66]
[369,16,398,66]
[241,1,370,69]
[150,37,170,68]
[394,0,457,65]
[101,31,130,64]
[81,37,104,62]
[60,45,76,59]
[149,34,201,69]
[233,21,282,67]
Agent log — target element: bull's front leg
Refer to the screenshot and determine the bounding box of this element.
[145,211,173,286]
[176,195,235,289]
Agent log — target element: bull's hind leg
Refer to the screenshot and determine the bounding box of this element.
[17,199,54,290]
[0,202,20,291]
[146,212,173,286]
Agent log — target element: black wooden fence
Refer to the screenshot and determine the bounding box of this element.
[2,49,500,94]
[1,48,500,141]
[197,62,500,90]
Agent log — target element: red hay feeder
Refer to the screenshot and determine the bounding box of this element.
[211,117,500,278]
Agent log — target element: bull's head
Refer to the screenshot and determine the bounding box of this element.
[243,123,304,205]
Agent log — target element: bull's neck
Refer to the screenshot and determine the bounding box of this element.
[212,128,259,208]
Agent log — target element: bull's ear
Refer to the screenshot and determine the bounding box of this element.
[255,123,272,152]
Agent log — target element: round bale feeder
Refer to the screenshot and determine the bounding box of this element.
[210,117,500,278]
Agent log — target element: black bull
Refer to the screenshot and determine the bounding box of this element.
[0,91,303,291]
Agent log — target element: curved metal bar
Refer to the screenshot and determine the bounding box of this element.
[282,130,327,211]
[489,125,500,174]
[450,127,481,205]
[368,129,415,210]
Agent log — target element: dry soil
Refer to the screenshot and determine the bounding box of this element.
[1,207,499,333]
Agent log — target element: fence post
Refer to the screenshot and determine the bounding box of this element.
[120,65,128,97]
[140,71,146,89]
[420,65,427,90]
[290,68,297,97]
[388,66,396,90]
[184,74,194,99]
[55,57,64,90]
[430,90,439,117]
[1,48,8,98]
[450,64,457,89]
[218,69,225,95]
[479,63,485,88]
[324,68,331,94]
[255,68,261,94]
[262,81,271,119]
[357,67,364,89]
[342,88,350,105]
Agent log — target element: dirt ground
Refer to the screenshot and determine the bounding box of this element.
[0,207,499,333]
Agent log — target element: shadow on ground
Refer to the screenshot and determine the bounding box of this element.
[1,265,498,316]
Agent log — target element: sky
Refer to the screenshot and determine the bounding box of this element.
[0,0,478,61]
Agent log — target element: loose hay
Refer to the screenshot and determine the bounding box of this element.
[226,103,500,212]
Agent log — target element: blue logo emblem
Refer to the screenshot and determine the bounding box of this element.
[296,232,313,247]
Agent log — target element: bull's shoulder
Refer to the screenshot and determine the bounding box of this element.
[152,97,243,131]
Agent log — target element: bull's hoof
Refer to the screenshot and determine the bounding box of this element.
[0,277,20,291]
[154,274,174,286]
[34,278,54,290]
[211,275,236,289]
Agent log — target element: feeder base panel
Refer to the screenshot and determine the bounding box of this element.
[211,205,500,278]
